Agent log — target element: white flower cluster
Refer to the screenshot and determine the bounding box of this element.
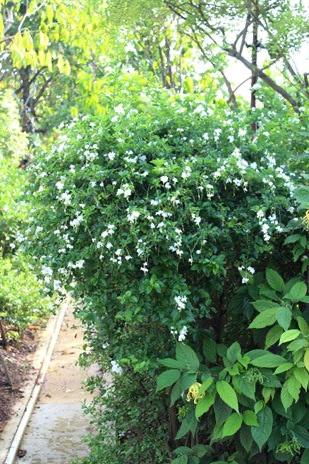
[238,265,255,284]
[174,295,187,311]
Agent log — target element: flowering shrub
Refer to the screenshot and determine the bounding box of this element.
[26,92,308,462]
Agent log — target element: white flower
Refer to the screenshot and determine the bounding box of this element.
[257,210,265,219]
[42,265,53,276]
[117,185,132,199]
[242,277,249,284]
[111,360,123,374]
[75,260,85,269]
[181,166,192,179]
[127,211,140,223]
[160,176,169,184]
[106,151,116,160]
[178,326,188,342]
[70,213,83,228]
[175,295,187,311]
[192,213,201,226]
[60,191,71,206]
[141,262,148,274]
[56,181,64,190]
[247,266,255,274]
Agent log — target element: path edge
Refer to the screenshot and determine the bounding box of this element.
[0,301,68,464]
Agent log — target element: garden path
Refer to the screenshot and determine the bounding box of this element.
[14,306,92,464]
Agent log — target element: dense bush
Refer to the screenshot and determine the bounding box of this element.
[27,92,308,463]
[0,97,53,344]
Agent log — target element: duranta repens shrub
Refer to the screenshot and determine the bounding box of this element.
[26,91,308,463]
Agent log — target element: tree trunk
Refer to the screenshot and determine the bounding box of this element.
[251,0,259,131]
[19,66,34,133]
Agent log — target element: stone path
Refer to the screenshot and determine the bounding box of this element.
[14,306,92,464]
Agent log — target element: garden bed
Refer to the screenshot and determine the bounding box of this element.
[0,327,39,431]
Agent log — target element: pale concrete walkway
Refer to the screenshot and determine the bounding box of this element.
[15,306,91,464]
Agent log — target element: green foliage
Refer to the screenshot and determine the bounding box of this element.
[0,254,52,334]
[158,268,309,463]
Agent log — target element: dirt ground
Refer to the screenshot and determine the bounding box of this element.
[0,327,40,431]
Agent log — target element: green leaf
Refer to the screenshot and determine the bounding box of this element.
[195,391,216,418]
[233,376,256,400]
[199,377,214,395]
[294,425,309,448]
[176,343,199,371]
[203,336,217,363]
[294,367,309,390]
[249,309,277,329]
[176,407,197,440]
[192,444,209,458]
[251,407,273,451]
[253,300,282,312]
[240,426,253,453]
[281,380,294,410]
[156,369,181,392]
[243,410,258,426]
[304,349,309,373]
[159,358,184,369]
[285,282,307,301]
[276,307,292,331]
[172,457,188,464]
[266,269,285,292]
[216,381,239,412]
[279,329,300,344]
[274,363,294,374]
[250,353,287,368]
[294,186,309,209]
[226,342,241,363]
[284,234,301,245]
[286,376,301,401]
[265,325,283,349]
[222,413,243,437]
[301,448,309,462]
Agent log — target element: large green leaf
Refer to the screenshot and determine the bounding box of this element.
[294,367,309,390]
[176,343,199,371]
[294,425,309,448]
[265,325,283,349]
[266,269,285,292]
[216,381,239,412]
[195,391,215,418]
[222,413,243,437]
[294,186,309,209]
[249,309,277,329]
[156,369,180,392]
[279,329,300,344]
[281,380,294,411]
[251,406,273,450]
[159,358,184,369]
[276,307,292,331]
[203,336,217,363]
[226,342,241,363]
[176,407,197,440]
[250,353,287,368]
[172,456,188,464]
[253,300,282,312]
[243,410,258,426]
[301,449,309,462]
[285,282,307,301]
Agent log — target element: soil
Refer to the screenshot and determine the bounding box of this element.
[0,327,40,431]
